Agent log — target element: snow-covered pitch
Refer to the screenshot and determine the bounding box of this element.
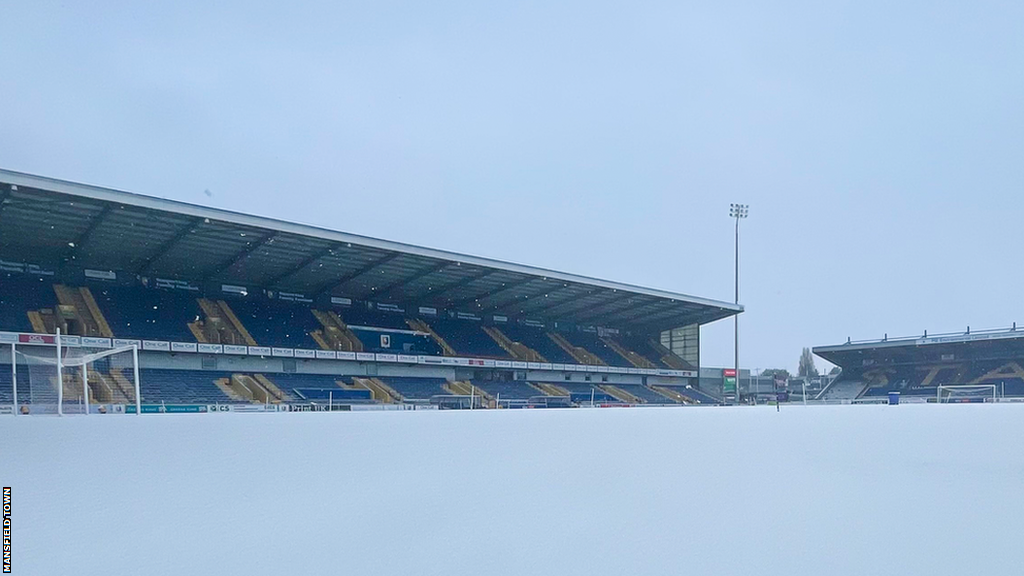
[4,404,1024,576]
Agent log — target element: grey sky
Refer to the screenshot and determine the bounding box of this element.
[2,1,1022,372]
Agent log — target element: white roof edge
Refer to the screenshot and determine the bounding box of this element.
[0,168,743,314]
[813,340,926,354]
[814,328,1024,354]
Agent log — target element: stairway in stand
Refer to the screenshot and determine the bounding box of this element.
[445,380,494,407]
[547,332,605,366]
[602,338,656,369]
[311,310,363,351]
[223,374,289,404]
[195,299,258,346]
[483,326,547,362]
[600,384,642,403]
[353,377,404,403]
[254,374,291,402]
[110,369,138,403]
[86,371,117,403]
[530,382,570,396]
[649,385,695,404]
[214,377,245,402]
[26,285,116,337]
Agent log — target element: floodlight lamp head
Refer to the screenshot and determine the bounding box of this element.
[729,203,749,218]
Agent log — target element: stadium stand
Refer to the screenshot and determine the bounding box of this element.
[815,328,1024,400]
[852,360,1024,398]
[0,277,723,407]
[0,277,706,374]
[0,169,745,410]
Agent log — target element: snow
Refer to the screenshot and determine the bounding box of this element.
[3,404,1024,576]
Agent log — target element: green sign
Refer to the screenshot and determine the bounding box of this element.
[723,376,736,395]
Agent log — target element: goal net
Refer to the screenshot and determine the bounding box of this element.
[936,384,998,403]
[12,343,140,415]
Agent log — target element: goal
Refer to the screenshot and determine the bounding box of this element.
[10,339,140,415]
[936,384,998,403]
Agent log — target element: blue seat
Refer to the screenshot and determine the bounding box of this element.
[0,275,61,333]
[430,319,509,358]
[557,381,614,402]
[291,388,372,401]
[473,381,538,400]
[614,384,679,404]
[499,324,576,364]
[379,377,450,400]
[138,369,236,404]
[0,363,30,405]
[562,331,631,367]
[92,285,201,341]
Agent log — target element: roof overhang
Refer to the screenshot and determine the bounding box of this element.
[814,327,1024,366]
[0,168,742,333]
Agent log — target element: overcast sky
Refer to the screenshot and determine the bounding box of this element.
[2,1,1022,372]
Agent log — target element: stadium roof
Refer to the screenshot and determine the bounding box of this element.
[814,326,1024,365]
[0,169,742,332]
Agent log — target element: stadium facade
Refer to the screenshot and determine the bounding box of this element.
[814,327,1024,402]
[0,169,742,411]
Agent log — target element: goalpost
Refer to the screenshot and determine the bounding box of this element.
[11,332,141,415]
[936,384,998,403]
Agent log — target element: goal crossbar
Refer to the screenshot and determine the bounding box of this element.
[25,344,140,368]
[936,384,998,403]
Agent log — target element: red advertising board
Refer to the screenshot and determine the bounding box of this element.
[19,333,55,344]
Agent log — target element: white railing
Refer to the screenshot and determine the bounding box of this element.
[819,325,1024,350]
